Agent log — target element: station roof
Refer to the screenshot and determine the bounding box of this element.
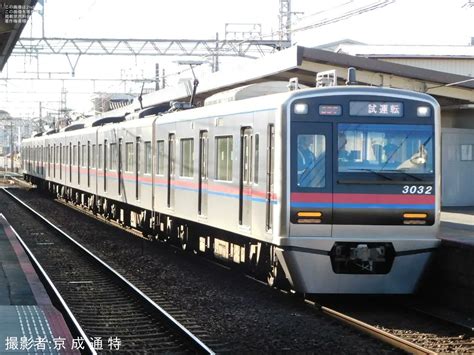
[335,44,474,59]
[115,45,473,117]
[0,0,37,72]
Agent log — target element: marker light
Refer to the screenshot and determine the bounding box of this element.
[294,103,309,115]
[297,211,322,217]
[417,106,431,117]
[403,213,427,219]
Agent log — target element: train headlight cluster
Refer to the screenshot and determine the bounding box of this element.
[417,106,431,117]
[294,103,308,115]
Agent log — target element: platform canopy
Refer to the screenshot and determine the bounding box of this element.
[119,45,473,116]
[0,0,37,72]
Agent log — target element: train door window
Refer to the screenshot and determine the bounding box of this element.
[49,144,56,177]
[135,137,141,200]
[253,134,259,184]
[180,138,194,177]
[118,139,122,195]
[78,142,81,184]
[53,144,56,178]
[104,140,107,192]
[144,141,152,174]
[110,143,117,170]
[98,144,103,170]
[87,141,90,188]
[69,143,72,183]
[125,142,134,172]
[156,140,164,175]
[215,136,233,181]
[48,145,52,177]
[91,144,96,168]
[198,131,208,216]
[239,127,253,227]
[73,145,77,166]
[81,145,86,167]
[59,144,62,179]
[167,133,175,208]
[266,125,275,231]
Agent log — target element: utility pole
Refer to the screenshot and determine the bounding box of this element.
[10,122,14,172]
[155,63,160,90]
[279,0,292,45]
[213,32,219,72]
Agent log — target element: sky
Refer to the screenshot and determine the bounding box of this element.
[0,0,473,118]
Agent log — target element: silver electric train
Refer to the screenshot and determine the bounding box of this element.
[22,82,441,294]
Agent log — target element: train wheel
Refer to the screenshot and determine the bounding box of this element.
[267,257,291,290]
[178,225,189,251]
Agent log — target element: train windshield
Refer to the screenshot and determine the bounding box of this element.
[337,123,434,175]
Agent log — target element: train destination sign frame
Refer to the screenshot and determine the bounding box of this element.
[350,101,403,117]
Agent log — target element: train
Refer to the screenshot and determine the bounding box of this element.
[21,77,441,294]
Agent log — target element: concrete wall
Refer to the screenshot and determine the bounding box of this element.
[441,127,474,206]
[442,108,474,128]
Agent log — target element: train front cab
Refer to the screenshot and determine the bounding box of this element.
[276,87,441,294]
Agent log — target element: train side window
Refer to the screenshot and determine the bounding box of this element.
[215,136,233,181]
[156,140,164,175]
[125,142,134,172]
[180,138,194,177]
[110,143,117,170]
[144,141,152,174]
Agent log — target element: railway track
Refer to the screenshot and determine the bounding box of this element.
[7,185,473,353]
[48,192,455,353]
[305,296,474,354]
[2,188,214,354]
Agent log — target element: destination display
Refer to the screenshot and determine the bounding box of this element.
[350,101,403,117]
[319,105,342,116]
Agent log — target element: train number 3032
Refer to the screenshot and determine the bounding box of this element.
[402,185,433,194]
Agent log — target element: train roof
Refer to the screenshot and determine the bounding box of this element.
[22,85,439,142]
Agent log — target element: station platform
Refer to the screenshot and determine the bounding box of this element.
[418,208,474,318]
[440,207,474,247]
[0,213,79,354]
